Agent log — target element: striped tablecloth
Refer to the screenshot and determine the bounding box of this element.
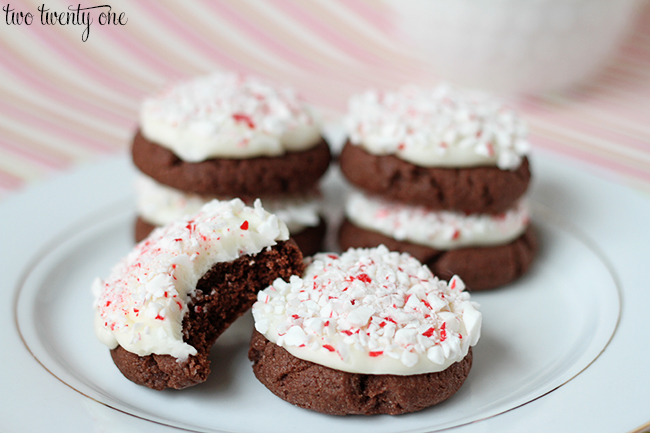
[1,0,649,199]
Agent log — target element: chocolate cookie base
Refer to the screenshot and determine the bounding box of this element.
[289,217,327,257]
[339,219,537,291]
[248,330,473,416]
[135,215,327,257]
[339,141,531,214]
[132,130,332,197]
[110,240,304,390]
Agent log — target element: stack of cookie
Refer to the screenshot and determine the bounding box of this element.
[338,84,536,290]
[131,73,332,256]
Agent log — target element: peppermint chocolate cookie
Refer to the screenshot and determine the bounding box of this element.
[93,199,304,390]
[339,84,536,290]
[131,73,331,255]
[249,245,481,415]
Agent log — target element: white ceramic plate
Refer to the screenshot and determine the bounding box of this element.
[3,150,650,432]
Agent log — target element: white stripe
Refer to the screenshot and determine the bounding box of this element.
[175,1,298,74]
[242,0,364,66]
[531,121,650,168]
[0,115,96,161]
[0,71,132,141]
[1,24,136,110]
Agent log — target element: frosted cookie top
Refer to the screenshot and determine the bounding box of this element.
[346,191,530,250]
[140,72,322,162]
[345,83,530,170]
[135,173,321,235]
[93,199,289,361]
[252,245,481,375]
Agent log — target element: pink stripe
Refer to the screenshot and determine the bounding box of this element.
[202,1,320,72]
[597,68,650,93]
[0,90,131,145]
[605,63,650,86]
[519,93,650,136]
[23,19,145,98]
[332,0,394,32]
[138,0,390,99]
[614,63,650,84]
[267,0,385,65]
[553,88,650,126]
[93,19,188,82]
[138,0,249,73]
[620,44,650,64]
[148,1,411,96]
[0,100,119,154]
[0,139,71,170]
[577,88,650,117]
[199,1,383,93]
[533,135,650,183]
[0,50,133,127]
[619,30,650,55]
[0,170,25,190]
[521,104,650,153]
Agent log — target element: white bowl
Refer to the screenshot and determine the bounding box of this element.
[387,0,644,95]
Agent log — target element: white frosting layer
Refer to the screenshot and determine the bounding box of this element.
[345,83,530,170]
[346,191,530,250]
[93,199,289,360]
[135,173,321,234]
[252,245,481,375]
[141,72,322,162]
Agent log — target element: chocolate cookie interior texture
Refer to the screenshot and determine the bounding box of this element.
[339,83,536,290]
[130,72,332,257]
[92,199,304,390]
[250,245,481,415]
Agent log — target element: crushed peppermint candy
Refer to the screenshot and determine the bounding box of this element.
[346,191,530,250]
[252,245,481,375]
[92,198,289,361]
[140,72,322,162]
[345,83,530,170]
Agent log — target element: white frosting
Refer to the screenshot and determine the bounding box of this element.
[346,191,530,250]
[135,173,321,234]
[140,72,322,162]
[345,83,530,170]
[252,245,481,375]
[93,199,289,361]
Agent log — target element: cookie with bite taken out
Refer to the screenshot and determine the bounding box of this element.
[93,198,304,390]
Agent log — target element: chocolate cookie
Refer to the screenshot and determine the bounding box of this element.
[134,216,327,257]
[339,219,537,291]
[132,130,332,197]
[249,246,481,415]
[289,216,327,257]
[249,330,473,416]
[111,240,304,390]
[133,216,158,244]
[339,142,531,214]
